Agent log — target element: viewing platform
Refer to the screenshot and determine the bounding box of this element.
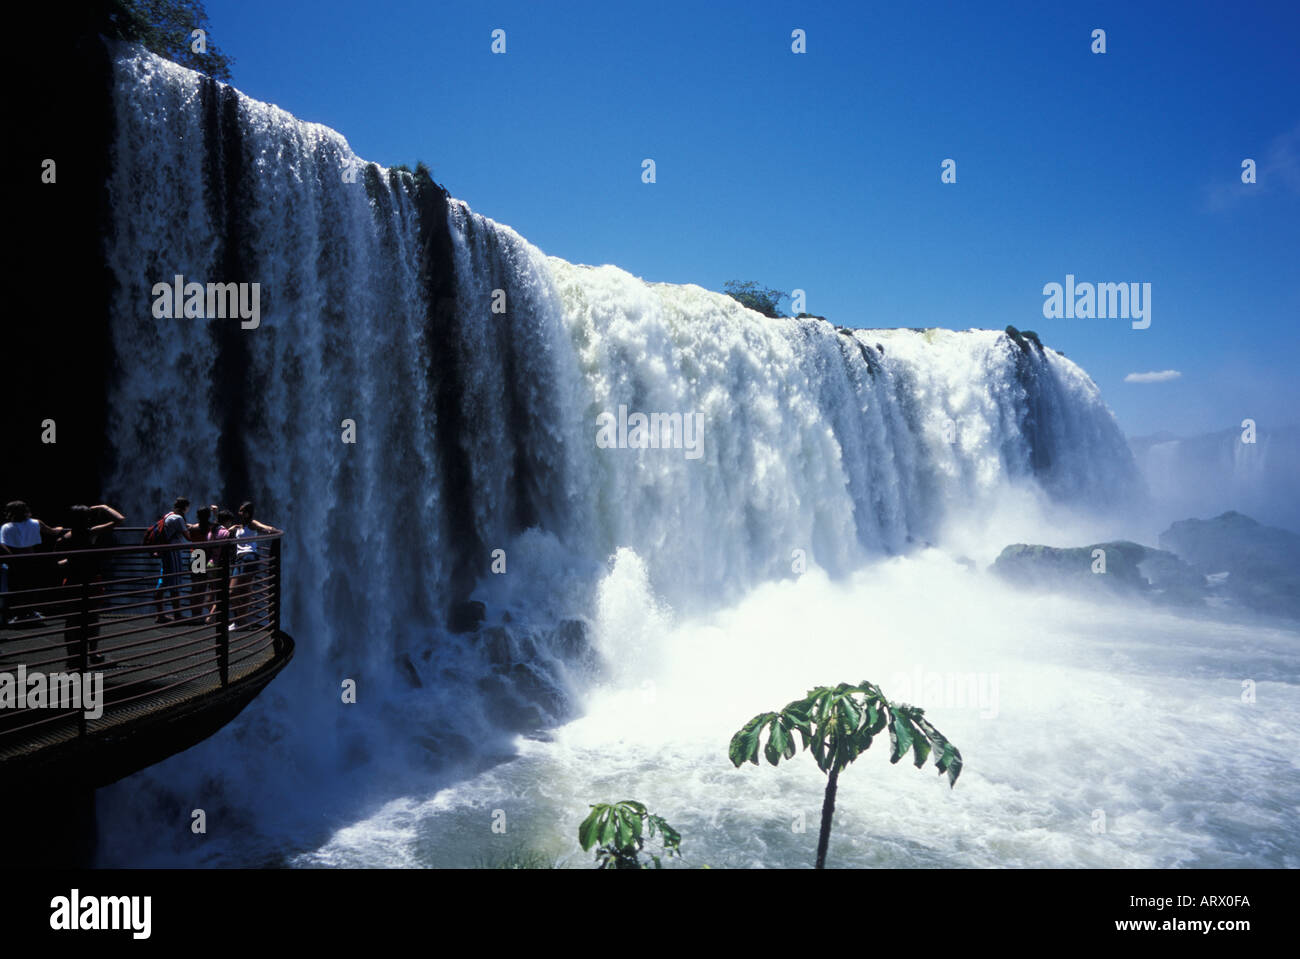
[0,528,294,791]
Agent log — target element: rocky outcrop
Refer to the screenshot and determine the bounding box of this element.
[447,599,487,633]
[1159,512,1300,619]
[993,540,1195,600]
[472,616,600,731]
[994,512,1300,619]
[1004,325,1044,354]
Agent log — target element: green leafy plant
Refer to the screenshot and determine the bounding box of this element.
[729,681,963,868]
[723,280,787,318]
[578,800,682,869]
[102,1,235,81]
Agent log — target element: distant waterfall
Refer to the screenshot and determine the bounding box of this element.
[103,43,1140,737]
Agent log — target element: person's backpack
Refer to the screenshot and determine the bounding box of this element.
[142,516,169,555]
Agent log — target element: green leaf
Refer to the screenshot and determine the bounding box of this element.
[810,729,829,771]
[782,703,812,737]
[764,717,789,766]
[729,714,770,767]
[598,808,618,847]
[946,746,964,787]
[780,720,798,759]
[912,713,963,787]
[838,696,861,733]
[809,690,833,728]
[887,708,913,764]
[578,806,604,851]
[782,698,813,722]
[869,712,887,737]
[914,717,944,767]
[853,722,875,759]
[614,809,634,850]
[911,729,931,768]
[934,741,953,775]
[652,816,682,852]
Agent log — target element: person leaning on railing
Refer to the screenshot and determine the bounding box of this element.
[57,504,125,665]
[228,501,281,631]
[1,500,66,624]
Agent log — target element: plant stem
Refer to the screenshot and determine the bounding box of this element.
[815,765,839,869]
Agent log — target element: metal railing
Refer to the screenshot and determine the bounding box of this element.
[0,527,284,749]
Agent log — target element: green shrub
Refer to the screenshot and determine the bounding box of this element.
[103,1,234,80]
[578,800,682,869]
[723,280,787,318]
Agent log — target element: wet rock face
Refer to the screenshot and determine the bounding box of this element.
[469,616,602,732]
[475,617,597,669]
[551,617,600,673]
[1004,325,1044,354]
[447,600,487,633]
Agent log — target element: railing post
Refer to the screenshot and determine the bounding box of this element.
[78,576,91,738]
[217,550,230,687]
[270,537,282,635]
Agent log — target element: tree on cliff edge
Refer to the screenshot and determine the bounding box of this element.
[101,0,234,81]
[723,280,787,318]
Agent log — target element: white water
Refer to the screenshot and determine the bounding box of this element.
[296,555,1300,869]
[93,46,1298,868]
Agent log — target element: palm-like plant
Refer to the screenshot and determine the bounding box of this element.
[578,801,682,869]
[729,681,963,868]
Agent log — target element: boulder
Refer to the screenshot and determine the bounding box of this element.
[447,599,486,633]
[992,540,1204,605]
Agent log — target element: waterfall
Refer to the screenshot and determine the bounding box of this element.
[1130,427,1300,534]
[95,44,1143,863]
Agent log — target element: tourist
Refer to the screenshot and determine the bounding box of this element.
[151,497,192,623]
[198,506,235,625]
[200,504,239,623]
[58,504,125,665]
[188,504,218,617]
[1,500,65,624]
[228,502,280,630]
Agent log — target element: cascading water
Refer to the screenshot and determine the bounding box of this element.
[93,45,1297,869]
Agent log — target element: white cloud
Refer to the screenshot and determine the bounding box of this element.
[1124,370,1182,384]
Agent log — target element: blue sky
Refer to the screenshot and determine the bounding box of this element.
[205,0,1298,437]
